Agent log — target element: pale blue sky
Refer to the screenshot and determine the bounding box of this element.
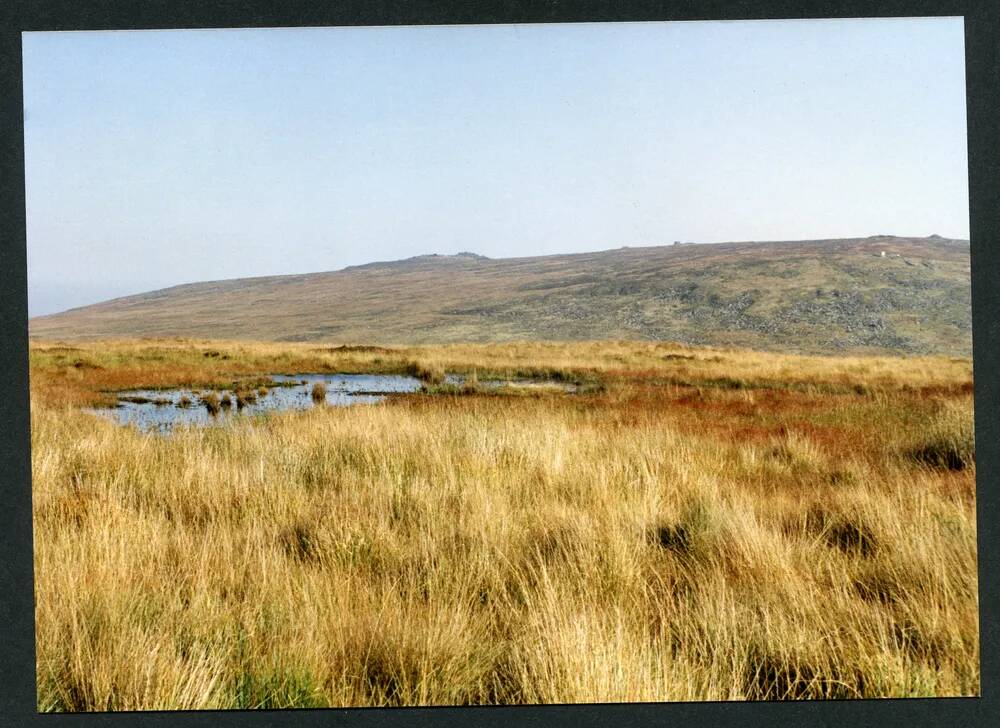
[23,18,968,316]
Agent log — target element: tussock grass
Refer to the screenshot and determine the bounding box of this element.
[200,392,220,416]
[406,361,445,385]
[461,370,480,395]
[310,382,327,404]
[30,339,978,709]
[234,390,257,410]
[906,398,975,471]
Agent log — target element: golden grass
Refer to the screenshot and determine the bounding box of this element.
[29,337,972,408]
[30,339,978,709]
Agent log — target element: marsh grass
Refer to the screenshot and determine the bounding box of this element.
[200,392,220,416]
[310,382,327,404]
[29,339,978,709]
[906,399,975,471]
[29,338,971,409]
[461,370,480,395]
[235,390,257,410]
[406,361,445,385]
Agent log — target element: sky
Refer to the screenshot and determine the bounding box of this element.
[22,18,969,316]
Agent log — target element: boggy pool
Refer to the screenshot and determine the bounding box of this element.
[85,373,574,433]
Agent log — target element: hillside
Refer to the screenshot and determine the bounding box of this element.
[28,236,972,356]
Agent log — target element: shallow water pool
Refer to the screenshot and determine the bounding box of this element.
[84,372,575,433]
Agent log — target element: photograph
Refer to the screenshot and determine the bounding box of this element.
[22,17,978,711]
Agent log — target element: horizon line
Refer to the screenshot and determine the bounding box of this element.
[29,232,969,320]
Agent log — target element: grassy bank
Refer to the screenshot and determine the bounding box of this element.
[30,340,978,708]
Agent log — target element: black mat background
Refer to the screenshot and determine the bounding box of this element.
[1,2,996,726]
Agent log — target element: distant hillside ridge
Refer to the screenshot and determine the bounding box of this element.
[29,235,972,356]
